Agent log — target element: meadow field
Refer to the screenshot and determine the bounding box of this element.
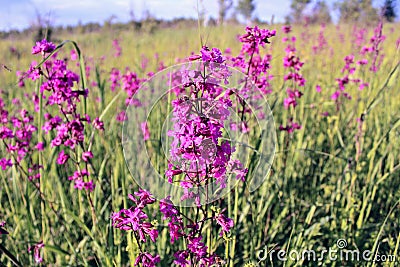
[0,22,399,266]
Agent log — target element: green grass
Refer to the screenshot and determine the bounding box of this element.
[0,23,399,266]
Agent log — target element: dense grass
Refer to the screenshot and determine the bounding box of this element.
[0,23,399,266]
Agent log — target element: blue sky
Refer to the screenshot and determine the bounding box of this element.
[0,0,395,31]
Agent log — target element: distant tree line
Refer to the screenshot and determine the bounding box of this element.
[227,0,397,25]
[287,0,397,24]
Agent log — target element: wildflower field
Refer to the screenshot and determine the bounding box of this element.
[0,22,399,266]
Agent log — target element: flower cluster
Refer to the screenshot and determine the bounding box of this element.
[163,46,243,265]
[281,25,305,133]
[312,24,328,54]
[108,67,145,121]
[159,197,233,266]
[28,241,44,264]
[109,68,120,92]
[167,97,240,191]
[67,169,94,191]
[167,47,248,201]
[141,122,150,141]
[32,40,56,55]
[111,189,159,267]
[2,39,104,192]
[112,39,122,57]
[122,69,144,106]
[352,26,368,51]
[38,48,99,190]
[360,21,386,73]
[331,23,385,111]
[70,49,78,61]
[231,26,276,97]
[225,26,276,132]
[112,44,254,266]
[15,39,103,191]
[238,26,276,55]
[0,100,42,180]
[141,54,149,71]
[331,54,369,110]
[279,118,302,133]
